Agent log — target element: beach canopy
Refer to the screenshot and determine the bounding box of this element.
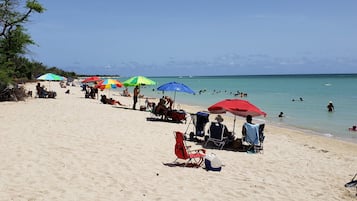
[82,76,102,83]
[123,76,156,86]
[37,73,64,81]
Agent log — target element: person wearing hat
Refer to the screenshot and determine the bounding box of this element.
[214,115,234,140]
[327,101,334,112]
[215,114,224,123]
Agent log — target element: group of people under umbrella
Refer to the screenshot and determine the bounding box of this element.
[35,73,67,98]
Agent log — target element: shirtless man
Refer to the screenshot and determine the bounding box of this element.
[133,86,140,110]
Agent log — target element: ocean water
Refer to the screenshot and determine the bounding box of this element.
[117,74,357,143]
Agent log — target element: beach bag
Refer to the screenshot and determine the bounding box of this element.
[204,153,222,171]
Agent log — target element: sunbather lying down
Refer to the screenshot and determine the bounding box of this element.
[108,98,124,105]
[100,95,124,106]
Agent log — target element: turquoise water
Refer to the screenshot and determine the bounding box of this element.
[117,74,357,143]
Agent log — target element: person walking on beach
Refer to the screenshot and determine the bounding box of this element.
[327,101,334,112]
[133,86,140,110]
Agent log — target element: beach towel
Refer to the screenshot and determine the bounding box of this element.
[244,123,260,145]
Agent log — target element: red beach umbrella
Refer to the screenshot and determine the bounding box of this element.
[208,99,266,117]
[208,99,266,133]
[82,76,102,83]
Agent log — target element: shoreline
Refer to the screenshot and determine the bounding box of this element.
[151,97,357,146]
[175,101,357,150]
[146,96,357,145]
[0,81,356,200]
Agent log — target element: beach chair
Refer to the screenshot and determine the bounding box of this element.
[185,111,209,141]
[242,123,265,153]
[204,122,227,150]
[173,131,206,167]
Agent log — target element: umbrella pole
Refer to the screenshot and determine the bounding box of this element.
[138,85,141,107]
[233,115,237,134]
[173,91,177,109]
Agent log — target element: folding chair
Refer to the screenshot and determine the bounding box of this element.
[204,122,228,150]
[185,111,209,141]
[242,123,265,153]
[173,131,206,167]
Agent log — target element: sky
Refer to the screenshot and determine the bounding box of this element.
[25,0,357,76]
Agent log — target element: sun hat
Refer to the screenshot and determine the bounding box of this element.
[215,115,224,122]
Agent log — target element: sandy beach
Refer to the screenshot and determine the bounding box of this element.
[0,82,356,201]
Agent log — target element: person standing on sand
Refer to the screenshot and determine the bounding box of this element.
[133,85,140,110]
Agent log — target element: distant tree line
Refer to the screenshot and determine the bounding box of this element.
[0,0,77,101]
[78,74,120,78]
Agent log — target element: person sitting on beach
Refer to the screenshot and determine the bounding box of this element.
[38,84,48,98]
[164,96,174,110]
[60,81,66,88]
[100,95,108,104]
[154,97,169,119]
[242,115,254,138]
[145,98,155,110]
[81,84,87,91]
[122,87,131,97]
[85,86,95,99]
[214,115,235,141]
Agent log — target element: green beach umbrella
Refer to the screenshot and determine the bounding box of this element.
[37,73,64,81]
[123,76,156,86]
[37,73,65,91]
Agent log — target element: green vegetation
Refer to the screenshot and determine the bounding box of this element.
[0,0,77,101]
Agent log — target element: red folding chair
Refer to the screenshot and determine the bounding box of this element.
[173,131,206,167]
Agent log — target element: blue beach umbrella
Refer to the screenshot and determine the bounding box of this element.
[157,81,195,108]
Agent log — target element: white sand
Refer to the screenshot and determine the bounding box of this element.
[0,82,356,201]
